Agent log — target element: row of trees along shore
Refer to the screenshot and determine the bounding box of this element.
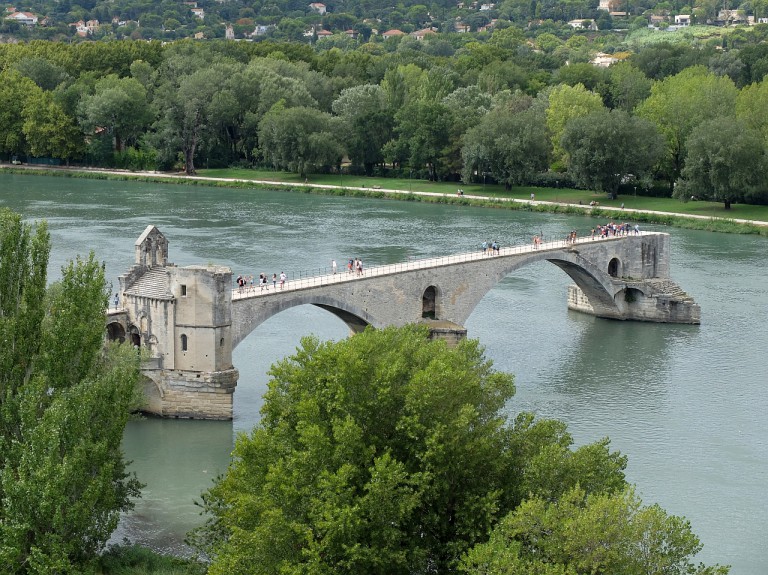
[4,34,768,208]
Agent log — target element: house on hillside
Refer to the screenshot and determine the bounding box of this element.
[251,24,273,36]
[381,29,405,38]
[716,9,746,24]
[70,19,99,36]
[6,11,38,25]
[411,27,436,40]
[191,7,205,19]
[674,14,691,25]
[591,52,620,67]
[568,18,597,29]
[309,2,326,14]
[477,19,498,32]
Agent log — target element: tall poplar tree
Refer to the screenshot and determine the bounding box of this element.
[0,209,143,574]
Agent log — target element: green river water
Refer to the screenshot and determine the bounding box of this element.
[1,173,766,574]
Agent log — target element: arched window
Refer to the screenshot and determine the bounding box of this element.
[422,286,437,319]
[608,258,620,277]
[181,334,188,352]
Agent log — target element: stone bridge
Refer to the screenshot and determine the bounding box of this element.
[107,225,699,420]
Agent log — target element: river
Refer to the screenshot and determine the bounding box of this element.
[1,173,766,574]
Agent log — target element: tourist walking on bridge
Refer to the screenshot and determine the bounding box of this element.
[280,271,286,289]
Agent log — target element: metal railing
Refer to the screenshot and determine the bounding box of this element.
[231,231,652,301]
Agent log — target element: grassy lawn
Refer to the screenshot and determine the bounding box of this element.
[198,168,768,223]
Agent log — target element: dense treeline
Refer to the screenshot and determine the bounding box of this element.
[3,32,768,207]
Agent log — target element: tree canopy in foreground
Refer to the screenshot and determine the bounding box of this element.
[0,208,143,574]
[193,325,728,575]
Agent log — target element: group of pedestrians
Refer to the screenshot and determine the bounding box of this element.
[481,240,500,255]
[344,258,364,276]
[591,222,640,239]
[236,272,286,294]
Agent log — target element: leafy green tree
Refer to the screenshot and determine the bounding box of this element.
[553,62,608,93]
[708,51,746,85]
[22,89,84,162]
[630,42,708,80]
[192,325,630,575]
[561,108,663,198]
[736,43,768,85]
[461,486,730,575]
[12,57,70,91]
[78,74,154,152]
[259,105,345,177]
[386,99,452,180]
[152,60,244,173]
[462,99,550,187]
[332,84,392,175]
[0,70,37,157]
[605,61,652,112]
[635,66,738,189]
[478,61,531,95]
[0,209,143,574]
[674,117,767,209]
[736,77,768,142]
[546,83,605,166]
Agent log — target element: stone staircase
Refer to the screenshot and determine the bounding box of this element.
[626,278,695,302]
[646,279,695,302]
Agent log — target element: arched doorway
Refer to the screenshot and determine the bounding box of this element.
[422,286,437,319]
[608,258,620,277]
[106,322,126,343]
[128,325,141,347]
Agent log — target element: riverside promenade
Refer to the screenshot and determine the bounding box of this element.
[3,162,767,229]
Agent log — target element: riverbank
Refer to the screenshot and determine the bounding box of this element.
[3,163,767,235]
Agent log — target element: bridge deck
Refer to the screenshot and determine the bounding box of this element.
[231,232,652,301]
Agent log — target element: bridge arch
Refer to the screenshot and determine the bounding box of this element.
[446,248,627,327]
[232,293,375,349]
[128,324,141,347]
[106,321,126,343]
